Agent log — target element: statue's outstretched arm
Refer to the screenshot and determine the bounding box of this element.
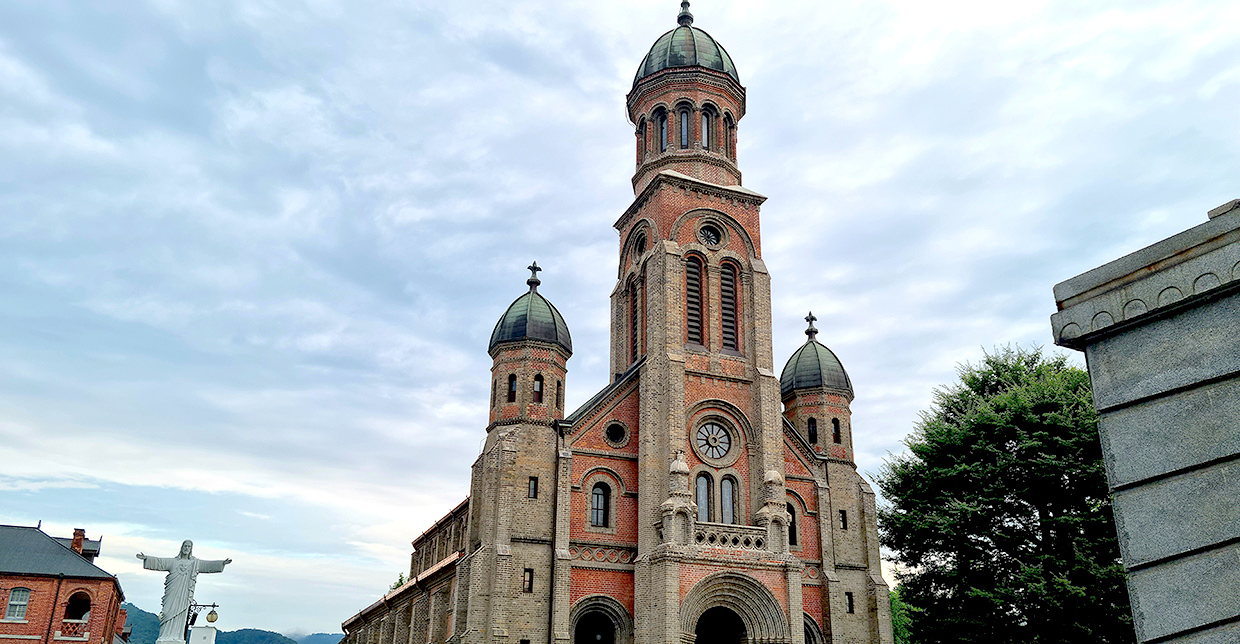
[138,555,175,571]
[197,558,232,573]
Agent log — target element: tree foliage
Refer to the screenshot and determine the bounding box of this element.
[890,588,916,644]
[390,572,407,591]
[876,347,1132,643]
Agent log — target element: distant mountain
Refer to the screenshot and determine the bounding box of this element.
[295,635,343,644]
[120,603,337,644]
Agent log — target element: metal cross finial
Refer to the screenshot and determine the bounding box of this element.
[804,311,818,340]
[527,262,542,291]
[678,0,693,26]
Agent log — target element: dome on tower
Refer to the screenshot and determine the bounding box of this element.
[488,263,573,355]
[780,313,852,397]
[633,2,739,88]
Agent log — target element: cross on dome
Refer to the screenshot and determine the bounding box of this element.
[804,311,819,340]
[527,262,542,291]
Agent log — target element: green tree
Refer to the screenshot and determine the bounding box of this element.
[890,588,916,644]
[390,572,407,591]
[876,347,1131,644]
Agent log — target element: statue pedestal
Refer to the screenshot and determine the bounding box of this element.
[189,627,217,644]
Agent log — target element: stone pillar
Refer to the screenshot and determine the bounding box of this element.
[1050,201,1240,643]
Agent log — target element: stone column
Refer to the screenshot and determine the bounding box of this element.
[1051,201,1240,644]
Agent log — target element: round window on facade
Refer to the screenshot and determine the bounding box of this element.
[695,422,731,460]
[698,224,722,247]
[604,423,629,447]
[635,233,647,256]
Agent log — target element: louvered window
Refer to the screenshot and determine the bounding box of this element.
[721,263,738,351]
[686,257,704,345]
[629,280,640,363]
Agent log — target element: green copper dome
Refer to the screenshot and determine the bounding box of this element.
[780,314,852,397]
[633,2,739,87]
[489,263,572,356]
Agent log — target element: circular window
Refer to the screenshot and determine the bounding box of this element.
[634,233,647,256]
[697,224,722,247]
[605,423,627,446]
[695,422,731,459]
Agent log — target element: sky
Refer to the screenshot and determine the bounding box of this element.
[2,0,1239,635]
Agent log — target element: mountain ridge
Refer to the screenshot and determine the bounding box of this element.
[120,603,341,644]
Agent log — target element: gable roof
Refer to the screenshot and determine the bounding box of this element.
[565,356,646,426]
[0,525,118,580]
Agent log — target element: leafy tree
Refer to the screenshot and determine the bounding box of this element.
[390,572,407,591]
[890,588,916,644]
[876,347,1132,644]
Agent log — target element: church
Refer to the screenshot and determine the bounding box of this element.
[340,4,893,644]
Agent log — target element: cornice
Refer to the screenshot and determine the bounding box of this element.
[631,151,741,192]
[626,67,746,122]
[615,170,767,232]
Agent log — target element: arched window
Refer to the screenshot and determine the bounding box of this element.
[701,111,711,150]
[637,118,647,159]
[807,418,818,444]
[491,379,497,407]
[507,374,517,403]
[5,588,30,620]
[721,477,738,524]
[533,375,544,403]
[679,109,690,149]
[64,592,91,621]
[720,262,739,351]
[832,418,841,444]
[686,256,704,345]
[591,483,610,527]
[787,502,798,546]
[629,279,640,363]
[658,112,668,152]
[556,380,563,410]
[696,473,713,522]
[724,115,735,159]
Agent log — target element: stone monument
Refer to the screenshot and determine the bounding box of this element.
[1051,200,1240,643]
[136,540,232,644]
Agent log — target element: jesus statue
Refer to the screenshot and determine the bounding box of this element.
[136,540,232,644]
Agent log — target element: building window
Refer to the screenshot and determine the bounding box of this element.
[808,418,818,444]
[528,477,538,499]
[637,119,646,159]
[556,380,563,410]
[491,379,497,407]
[701,111,711,150]
[724,115,735,159]
[845,592,855,614]
[523,569,534,593]
[658,113,668,152]
[507,374,517,403]
[533,375,544,404]
[696,473,713,522]
[720,262,738,351]
[686,256,704,345]
[591,483,610,527]
[840,509,848,530]
[629,279,640,363]
[679,109,690,149]
[721,476,737,525]
[5,588,30,620]
[787,502,798,546]
[832,418,841,444]
[64,592,91,621]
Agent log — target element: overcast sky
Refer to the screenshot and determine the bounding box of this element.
[2,0,1238,635]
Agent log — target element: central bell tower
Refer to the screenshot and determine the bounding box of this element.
[612,5,800,644]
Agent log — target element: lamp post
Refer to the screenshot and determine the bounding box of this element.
[185,603,219,642]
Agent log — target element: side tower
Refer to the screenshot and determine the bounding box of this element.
[457,264,574,644]
[780,316,892,644]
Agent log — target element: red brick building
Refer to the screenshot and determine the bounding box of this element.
[0,526,128,644]
[342,4,891,644]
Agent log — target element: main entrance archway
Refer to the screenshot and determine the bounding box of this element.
[695,606,745,644]
[574,611,615,644]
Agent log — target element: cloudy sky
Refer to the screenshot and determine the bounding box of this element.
[2,0,1238,635]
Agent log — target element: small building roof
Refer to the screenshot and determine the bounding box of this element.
[0,525,117,580]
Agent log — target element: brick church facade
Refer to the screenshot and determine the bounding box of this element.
[341,4,893,644]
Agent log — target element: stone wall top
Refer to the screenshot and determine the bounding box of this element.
[1051,203,1240,348]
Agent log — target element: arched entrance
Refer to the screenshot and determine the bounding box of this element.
[574,611,615,644]
[694,606,745,644]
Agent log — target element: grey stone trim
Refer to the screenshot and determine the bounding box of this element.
[1052,208,1240,347]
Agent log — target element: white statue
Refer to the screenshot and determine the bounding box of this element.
[136,540,232,644]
